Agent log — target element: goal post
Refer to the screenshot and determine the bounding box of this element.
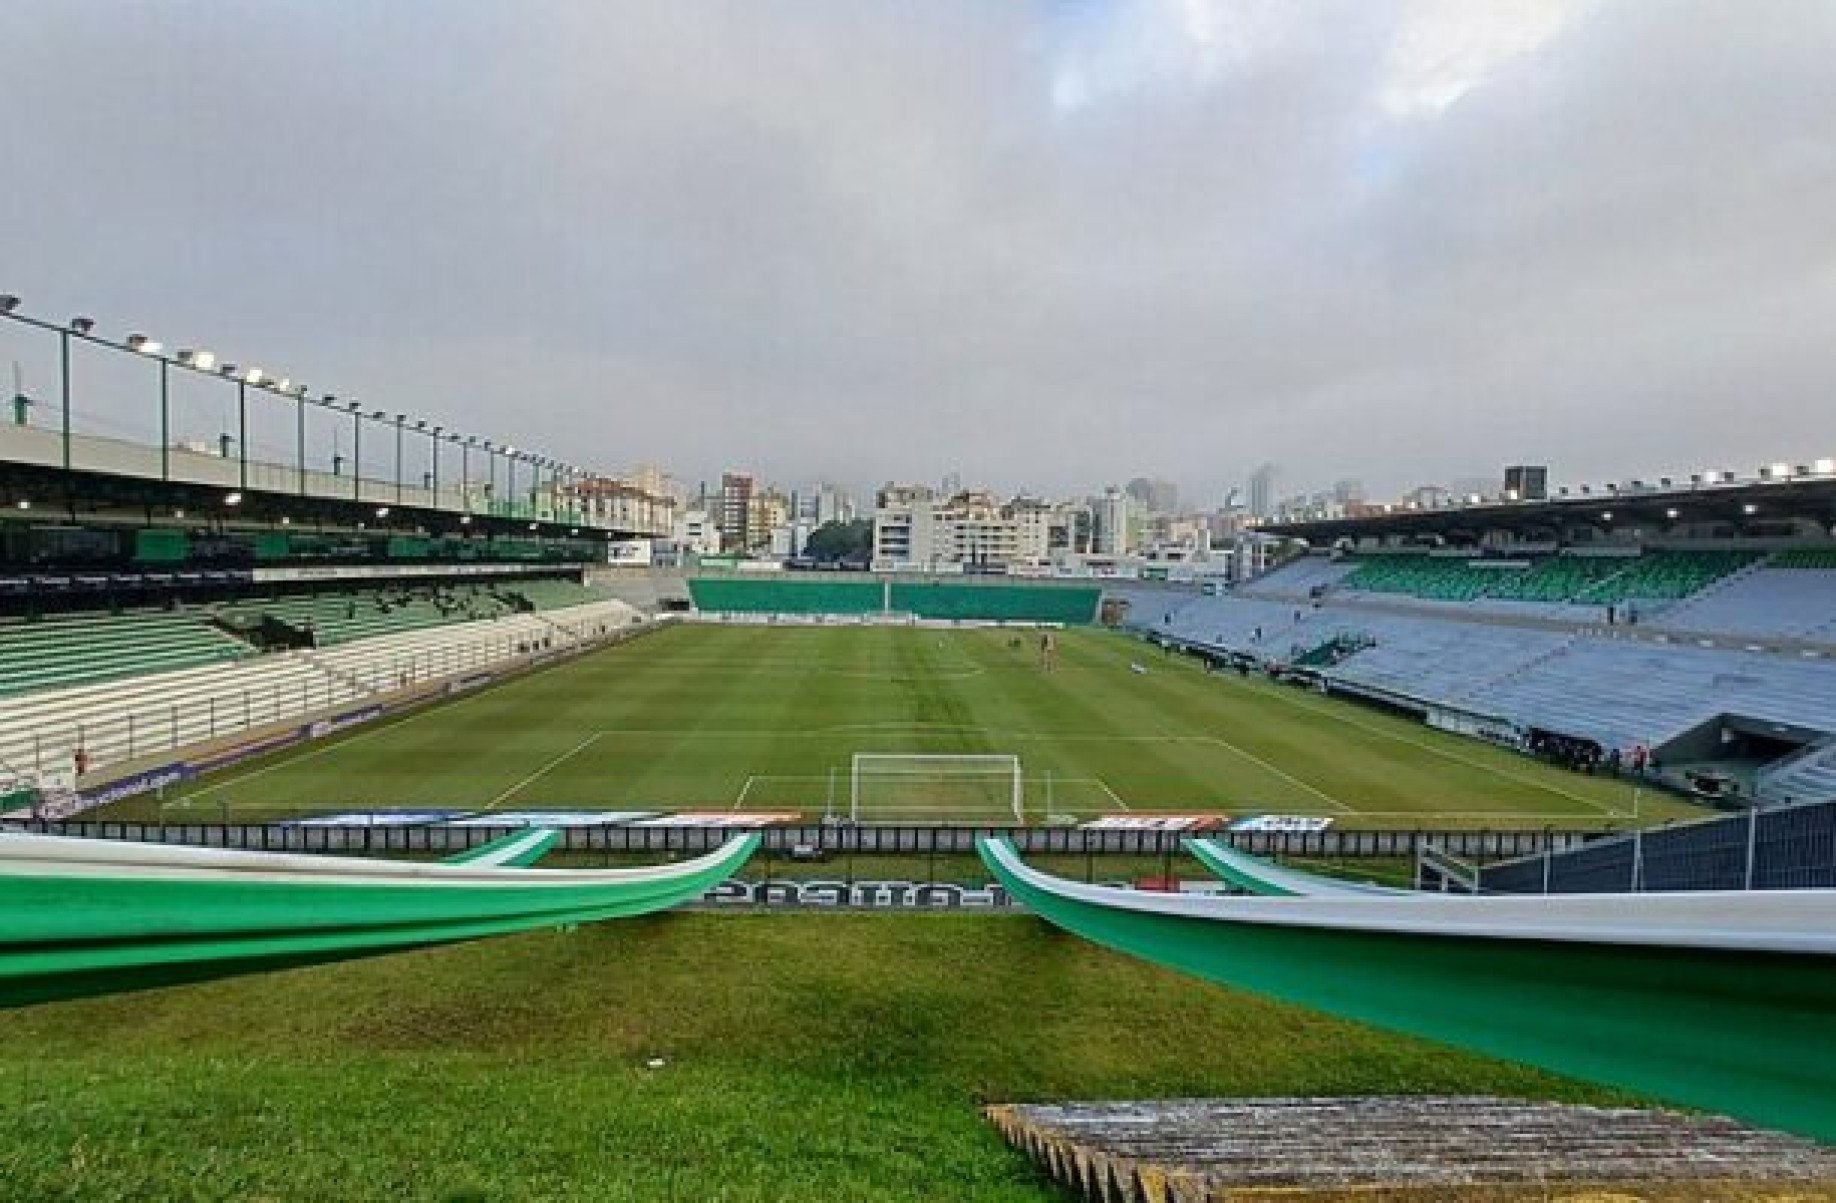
[848,753,1024,824]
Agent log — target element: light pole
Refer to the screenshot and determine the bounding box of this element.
[127,333,169,481]
[458,434,473,512]
[425,423,439,504]
[61,317,91,472]
[391,412,406,504]
[484,440,497,514]
[235,367,264,491]
[348,401,364,502]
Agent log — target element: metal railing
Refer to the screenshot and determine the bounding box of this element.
[10,821,1584,861]
[1477,798,1836,892]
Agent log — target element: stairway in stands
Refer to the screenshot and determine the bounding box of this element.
[1756,737,1836,805]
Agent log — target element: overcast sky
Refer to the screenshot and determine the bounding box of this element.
[3,1,1834,507]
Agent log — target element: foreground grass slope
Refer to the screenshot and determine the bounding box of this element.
[0,914,1621,1202]
[143,625,1692,827]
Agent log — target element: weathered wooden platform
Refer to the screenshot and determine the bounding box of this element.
[985,1097,1836,1202]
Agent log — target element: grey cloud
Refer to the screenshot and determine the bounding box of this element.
[2,0,1832,506]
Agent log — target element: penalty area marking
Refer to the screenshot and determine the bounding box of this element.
[1190,735,1355,814]
[484,731,609,809]
[1233,681,1629,817]
[733,774,1127,817]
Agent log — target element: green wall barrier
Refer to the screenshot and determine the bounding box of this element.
[687,577,1099,623]
[979,837,1836,1144]
[0,833,756,1008]
[1184,837,1408,897]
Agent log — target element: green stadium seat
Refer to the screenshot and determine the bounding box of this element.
[0,609,249,698]
[1339,551,1759,608]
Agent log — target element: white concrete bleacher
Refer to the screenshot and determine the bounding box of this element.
[1759,741,1836,805]
[1236,555,1359,598]
[0,652,363,779]
[1106,571,1836,778]
[1656,566,1836,642]
[1463,638,1836,754]
[0,598,642,782]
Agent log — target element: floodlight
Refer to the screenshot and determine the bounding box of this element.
[243,367,265,384]
[126,334,162,355]
[218,363,239,377]
[224,491,243,506]
[69,316,95,334]
[376,506,391,518]
[1743,503,1759,515]
[0,295,19,313]
[178,349,216,370]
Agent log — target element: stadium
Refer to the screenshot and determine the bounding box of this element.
[6,6,1836,1200]
[1,290,1834,1198]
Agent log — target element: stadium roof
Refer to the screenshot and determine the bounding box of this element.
[1261,475,1836,545]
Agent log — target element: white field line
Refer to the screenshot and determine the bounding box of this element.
[1094,777,1130,812]
[1242,683,1626,816]
[171,702,458,806]
[484,732,608,810]
[519,727,1195,741]
[1192,735,1355,814]
[1347,810,1631,822]
[730,774,834,812]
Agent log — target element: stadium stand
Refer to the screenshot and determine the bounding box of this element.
[1239,555,1357,596]
[1109,559,1836,781]
[1333,550,1760,611]
[587,571,692,614]
[506,579,613,611]
[1467,639,1836,753]
[1658,561,1836,641]
[0,608,249,697]
[0,597,642,779]
[1756,742,1836,807]
[215,585,518,646]
[0,653,366,773]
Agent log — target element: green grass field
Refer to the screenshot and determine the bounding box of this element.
[0,914,1629,1201]
[138,624,1702,828]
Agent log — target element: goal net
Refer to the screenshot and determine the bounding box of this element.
[848,753,1024,824]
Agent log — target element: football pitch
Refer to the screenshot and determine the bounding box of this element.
[146,624,1701,828]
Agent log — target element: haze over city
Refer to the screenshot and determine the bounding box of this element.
[4,1,1835,504]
